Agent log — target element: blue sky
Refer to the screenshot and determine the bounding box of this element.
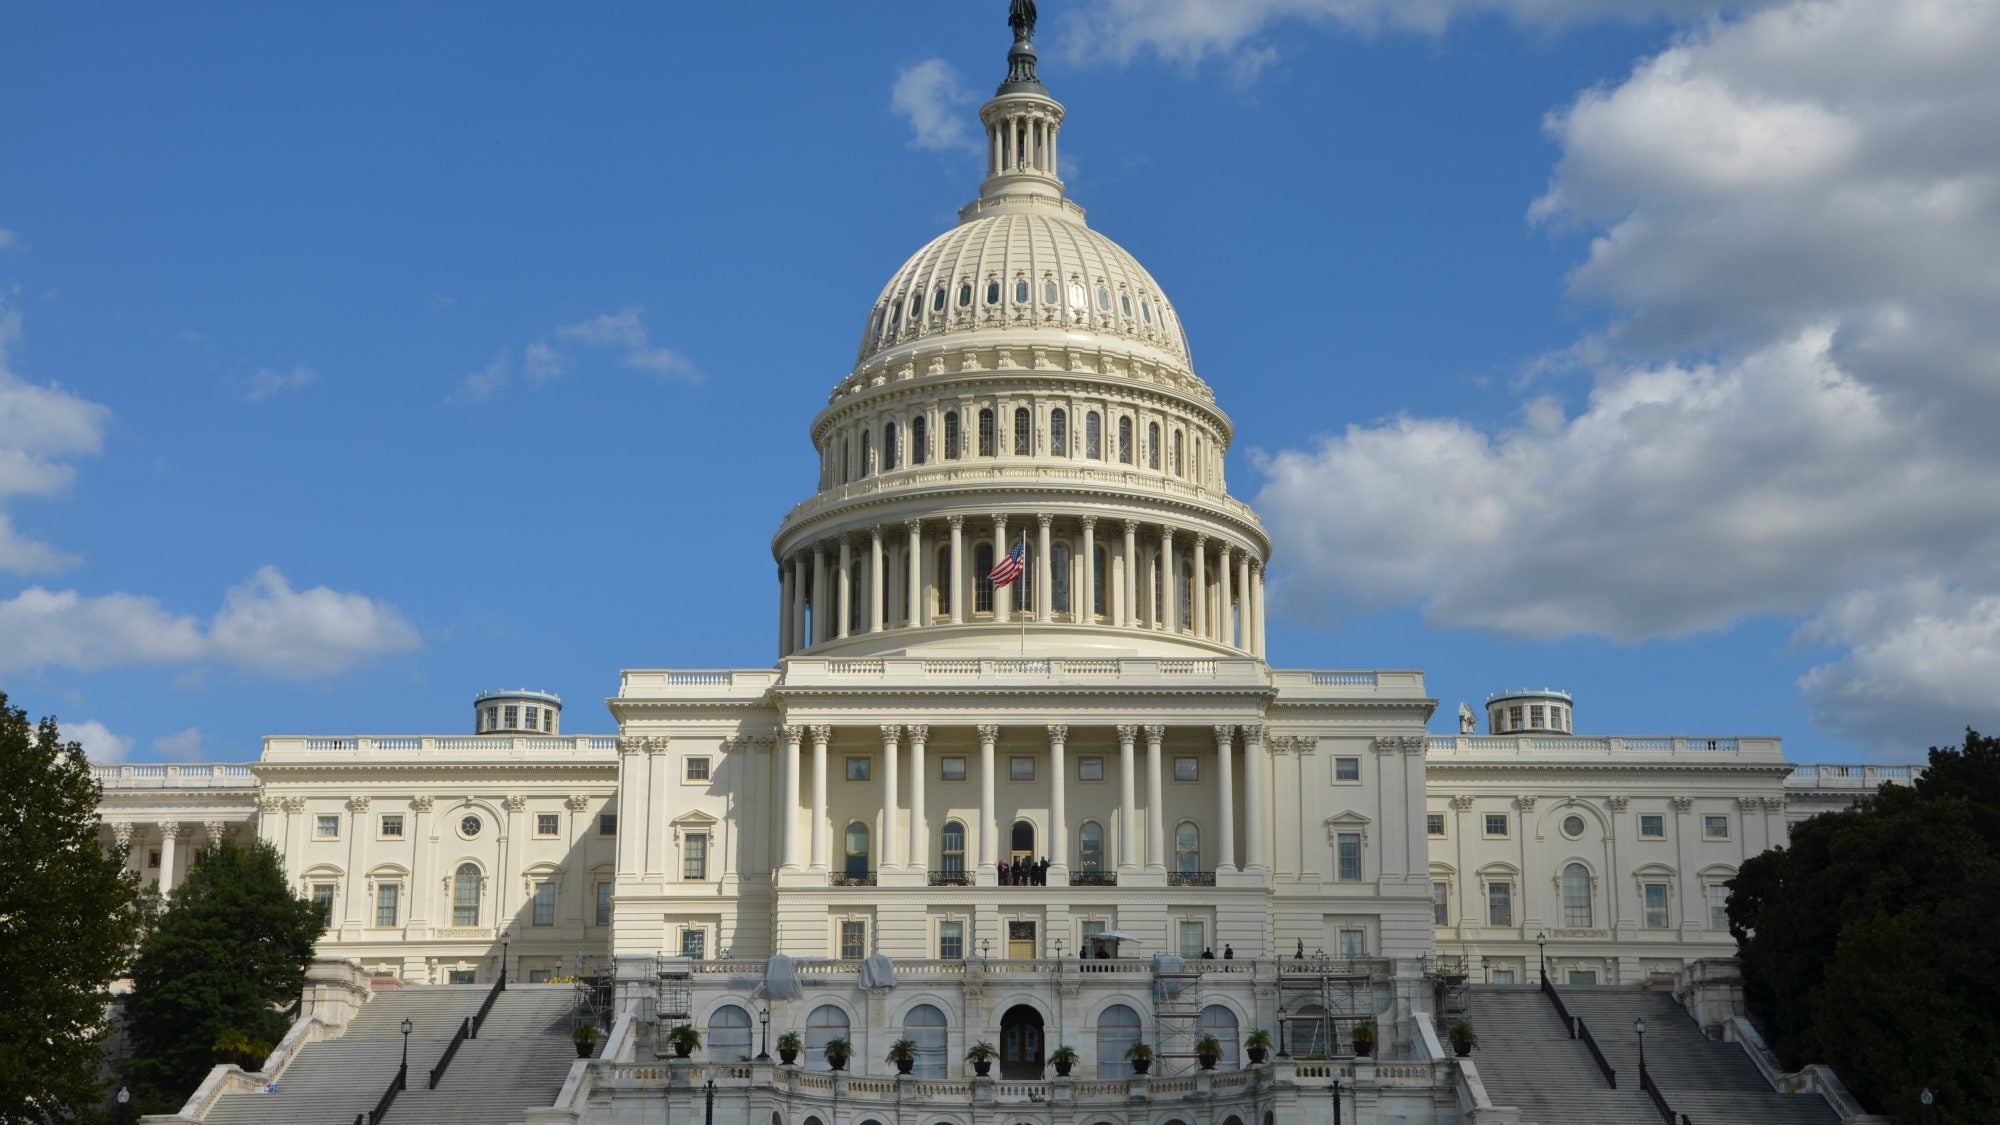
[4,0,1995,765]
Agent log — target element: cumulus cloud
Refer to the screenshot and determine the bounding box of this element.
[457,308,698,402]
[0,298,110,573]
[0,567,420,678]
[891,58,978,153]
[522,340,566,385]
[1253,0,2000,753]
[236,364,319,402]
[451,353,511,404]
[152,726,206,761]
[65,719,130,763]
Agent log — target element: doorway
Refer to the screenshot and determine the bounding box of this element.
[999,1004,1045,1079]
[1008,920,1037,959]
[1010,820,1035,869]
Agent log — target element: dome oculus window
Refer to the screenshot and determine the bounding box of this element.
[459,814,483,839]
[1562,814,1587,839]
[1142,300,1154,324]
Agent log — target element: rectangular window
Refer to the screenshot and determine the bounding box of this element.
[1509,706,1523,730]
[532,882,555,926]
[685,756,711,781]
[1644,882,1671,928]
[375,883,400,928]
[504,705,519,729]
[599,813,618,836]
[681,929,706,960]
[484,706,498,731]
[1487,882,1513,926]
[1010,756,1035,781]
[938,920,964,960]
[840,920,867,960]
[1174,756,1198,782]
[148,849,161,869]
[1081,919,1107,944]
[380,814,404,838]
[535,813,559,838]
[1703,815,1730,840]
[1639,814,1666,839]
[1426,813,1446,837]
[1339,929,1365,958]
[1492,968,1516,984]
[316,815,340,839]
[1179,920,1205,958]
[846,756,872,782]
[1530,705,1544,727]
[1709,884,1730,930]
[542,709,553,732]
[1568,970,1598,986]
[1078,756,1103,781]
[312,883,336,927]
[1335,757,1360,782]
[1432,881,1449,925]
[596,882,614,926]
[940,756,967,781]
[1484,813,1509,838]
[525,706,539,730]
[683,832,710,880]
[528,969,552,984]
[1336,832,1362,881]
[448,970,476,985]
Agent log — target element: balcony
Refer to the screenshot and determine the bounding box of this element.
[1168,870,1215,888]
[830,871,877,888]
[927,871,973,887]
[1070,871,1118,887]
[92,763,258,790]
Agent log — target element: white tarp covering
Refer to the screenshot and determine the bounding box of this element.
[762,954,801,1001]
[859,953,897,991]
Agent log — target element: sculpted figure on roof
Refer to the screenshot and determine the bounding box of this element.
[1009,0,1037,42]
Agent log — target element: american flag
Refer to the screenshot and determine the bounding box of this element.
[988,536,1027,587]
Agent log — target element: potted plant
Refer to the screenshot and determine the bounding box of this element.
[571,1024,600,1059]
[1449,1020,1478,1058]
[1194,1033,1223,1070]
[965,1040,998,1077]
[823,1037,852,1071]
[1351,1019,1377,1058]
[885,1038,920,1075]
[1048,1044,1080,1078]
[776,1031,802,1066]
[1244,1028,1272,1065]
[1125,1041,1155,1075]
[666,1023,702,1059]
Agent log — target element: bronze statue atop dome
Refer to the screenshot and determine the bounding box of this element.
[1009,0,1037,43]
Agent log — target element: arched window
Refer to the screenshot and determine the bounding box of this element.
[845,822,870,878]
[978,409,996,457]
[805,1005,850,1071]
[1052,543,1072,614]
[1050,409,1068,457]
[931,285,947,313]
[1096,285,1112,312]
[883,422,899,471]
[975,543,995,613]
[1013,407,1031,455]
[1176,822,1201,874]
[1562,863,1592,927]
[957,281,973,308]
[986,279,1002,306]
[1172,430,1184,476]
[1096,1004,1141,1075]
[860,431,874,477]
[1200,1006,1240,1071]
[1093,546,1108,617]
[1086,412,1102,459]
[452,863,481,927]
[903,1003,948,1078]
[1148,422,1162,470]
[1010,820,1035,861]
[1117,417,1133,464]
[941,821,966,876]
[708,1004,753,1062]
[1079,822,1104,873]
[1014,278,1030,304]
[1120,292,1134,317]
[1290,1002,1330,1058]
[944,412,961,460]
[935,546,952,616]
[911,415,928,465]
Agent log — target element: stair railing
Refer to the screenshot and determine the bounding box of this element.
[428,971,507,1089]
[355,1057,406,1125]
[1574,1018,1617,1088]
[1539,968,1576,1037]
[1638,1057,1693,1125]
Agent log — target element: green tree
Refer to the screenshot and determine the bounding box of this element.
[124,838,323,1111]
[0,693,143,1124]
[1731,729,2000,1123]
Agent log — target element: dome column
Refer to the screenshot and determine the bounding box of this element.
[948,516,965,624]
[1121,520,1138,627]
[1080,517,1098,624]
[905,521,923,629]
[837,538,854,639]
[1160,527,1178,634]
[869,527,886,634]
[812,543,830,645]
[1192,534,1209,639]
[1036,515,1053,621]
[992,515,1011,623]
[1251,560,1268,657]
[1218,543,1235,649]
[791,554,808,653]
[1237,553,1252,652]
[778,560,795,656]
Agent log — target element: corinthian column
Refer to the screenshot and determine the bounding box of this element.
[1117,725,1139,871]
[905,520,923,628]
[907,725,929,869]
[837,539,854,639]
[1160,529,1178,633]
[869,528,886,633]
[157,823,184,895]
[1121,520,1138,627]
[1080,517,1098,623]
[809,725,832,870]
[779,726,802,869]
[880,725,902,871]
[992,515,1011,623]
[1215,725,1237,872]
[1192,534,1208,639]
[948,516,965,624]
[1243,724,1269,871]
[1036,514,1053,622]
[977,724,1000,874]
[1144,725,1167,869]
[779,560,795,655]
[1218,544,1235,648]
[1048,725,1069,881]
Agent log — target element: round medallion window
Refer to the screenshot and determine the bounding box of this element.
[1561,814,1586,839]
[460,814,483,838]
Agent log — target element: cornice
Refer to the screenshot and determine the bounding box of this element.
[1424,760,1796,778]
[252,762,620,779]
[815,366,1231,443]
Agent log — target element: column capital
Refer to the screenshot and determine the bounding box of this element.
[1608,796,1631,812]
[1193,532,1209,547]
[948,514,965,530]
[1213,724,1236,745]
[870,525,884,543]
[1249,557,1265,576]
[412,795,435,812]
[1514,795,1538,812]
[1142,724,1166,745]
[1036,513,1053,530]
[781,724,804,745]
[616,736,646,756]
[1217,541,1233,558]
[503,794,530,813]
[1451,794,1476,811]
[1760,795,1787,812]
[905,519,924,535]
[158,821,186,839]
[1046,724,1069,743]
[880,724,903,744]
[256,796,282,814]
[112,822,135,846]
[1079,515,1097,531]
[1116,724,1139,744]
[566,795,592,812]
[975,723,1001,745]
[1122,519,1141,535]
[992,513,1009,529]
[643,736,670,755]
[282,797,307,813]
[808,725,834,747]
[906,723,930,745]
[1240,724,1265,746]
[1671,796,1695,812]
[346,796,370,813]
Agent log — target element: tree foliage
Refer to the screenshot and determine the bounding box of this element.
[124,838,323,1112]
[1731,729,2000,1123]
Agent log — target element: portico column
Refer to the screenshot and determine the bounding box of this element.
[809,725,832,870]
[1251,561,1267,657]
[157,822,182,895]
[779,726,802,868]
[837,538,853,639]
[1036,514,1053,621]
[779,561,794,655]
[869,528,886,633]
[1160,528,1178,633]
[812,543,830,644]
[907,725,929,869]
[1192,534,1209,640]
[1048,724,1069,881]
[948,516,965,624]
[1080,517,1098,622]
[977,724,1000,874]
[905,520,923,628]
[1144,726,1167,869]
[1121,520,1138,627]
[1117,725,1139,871]
[880,725,901,871]
[1218,544,1235,648]
[1243,724,1269,871]
[1214,725,1237,873]
[993,514,1011,622]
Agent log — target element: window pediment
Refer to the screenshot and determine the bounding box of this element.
[1323,810,1371,845]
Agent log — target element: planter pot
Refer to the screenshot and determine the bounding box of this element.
[1053,1060,1073,1077]
[779,1049,798,1066]
[1246,1047,1268,1065]
[1198,1055,1218,1071]
[673,1043,692,1058]
[1454,1043,1473,1058]
[1353,1042,1374,1058]
[896,1059,915,1075]
[1131,1059,1152,1075]
[972,1060,992,1077]
[828,1058,847,1071]
[575,1041,594,1058]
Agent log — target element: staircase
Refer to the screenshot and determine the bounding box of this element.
[383,985,588,1124]
[205,986,491,1125]
[1560,988,1838,1125]
[1458,986,1661,1125]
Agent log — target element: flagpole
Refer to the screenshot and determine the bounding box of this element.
[1019,530,1028,657]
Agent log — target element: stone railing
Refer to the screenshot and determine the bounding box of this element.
[261,735,620,756]
[776,462,1266,534]
[92,763,258,788]
[1428,735,1784,759]
[1784,763,1924,790]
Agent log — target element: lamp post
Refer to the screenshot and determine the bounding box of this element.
[1536,931,1547,983]
[980,937,991,965]
[1633,1017,1647,1078]
[115,1086,130,1125]
[1332,1076,1343,1125]
[1052,937,1065,960]
[400,1018,414,1090]
[1921,1086,1935,1125]
[704,1077,716,1125]
[757,1008,771,1061]
[500,929,512,988]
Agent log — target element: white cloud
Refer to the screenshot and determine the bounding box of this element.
[522,341,566,385]
[891,58,978,153]
[152,726,207,761]
[1253,0,2000,750]
[0,296,111,574]
[554,307,699,381]
[0,567,420,678]
[237,364,319,402]
[0,228,15,251]
[451,353,510,404]
[66,719,130,763]
[0,512,80,575]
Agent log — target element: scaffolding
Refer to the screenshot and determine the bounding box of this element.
[1274,954,1376,1058]
[1151,960,1207,1075]
[1425,952,1471,1037]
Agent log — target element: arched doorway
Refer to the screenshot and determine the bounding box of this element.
[999,1004,1044,1079]
[1010,819,1035,868]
